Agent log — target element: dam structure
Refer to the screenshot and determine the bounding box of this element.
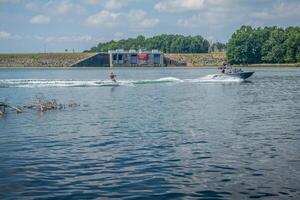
[0,52,225,67]
[71,53,110,67]
[109,49,164,67]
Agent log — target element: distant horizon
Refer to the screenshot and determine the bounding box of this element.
[1,0,300,53]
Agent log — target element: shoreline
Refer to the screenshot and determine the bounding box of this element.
[234,63,300,67]
[1,53,299,68]
[0,64,299,69]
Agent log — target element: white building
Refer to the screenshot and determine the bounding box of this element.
[108,49,164,67]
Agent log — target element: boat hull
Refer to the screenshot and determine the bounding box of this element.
[225,71,254,80]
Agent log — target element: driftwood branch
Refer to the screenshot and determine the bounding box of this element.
[25,98,80,112]
[25,99,64,112]
[0,98,81,116]
[0,102,22,114]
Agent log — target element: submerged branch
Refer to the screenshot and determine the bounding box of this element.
[0,98,81,116]
[0,102,22,115]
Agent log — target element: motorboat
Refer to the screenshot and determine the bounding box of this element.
[220,66,254,80]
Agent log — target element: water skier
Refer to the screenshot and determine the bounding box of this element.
[109,72,117,82]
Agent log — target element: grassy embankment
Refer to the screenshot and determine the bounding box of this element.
[244,63,300,67]
[0,52,226,67]
[0,52,299,67]
[0,53,96,67]
[165,52,225,66]
[164,53,300,67]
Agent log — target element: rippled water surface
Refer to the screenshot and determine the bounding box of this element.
[0,67,300,199]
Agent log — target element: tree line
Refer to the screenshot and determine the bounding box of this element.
[86,34,225,54]
[86,26,300,64]
[226,26,300,64]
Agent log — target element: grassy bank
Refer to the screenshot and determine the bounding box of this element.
[165,52,225,66]
[244,63,300,67]
[0,53,94,60]
[1,52,299,68]
[0,53,96,67]
[0,52,226,67]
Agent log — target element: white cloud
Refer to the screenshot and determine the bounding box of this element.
[85,0,102,5]
[252,1,300,20]
[127,10,160,29]
[114,32,125,37]
[25,0,84,16]
[113,32,125,40]
[0,0,21,3]
[155,0,204,13]
[275,1,300,18]
[127,10,147,20]
[36,35,100,43]
[177,11,231,28]
[30,15,51,25]
[105,0,126,10]
[57,1,72,15]
[86,9,160,29]
[0,31,11,39]
[56,0,83,15]
[139,18,160,28]
[0,31,22,40]
[175,0,300,30]
[25,2,40,11]
[176,9,234,29]
[175,1,260,28]
[86,10,121,27]
[85,0,129,8]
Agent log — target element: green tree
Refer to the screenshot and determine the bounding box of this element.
[227,26,255,64]
[261,28,287,63]
[284,27,300,62]
[210,42,226,52]
[226,25,300,64]
[86,34,210,53]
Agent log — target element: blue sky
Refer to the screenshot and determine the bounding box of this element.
[0,0,300,53]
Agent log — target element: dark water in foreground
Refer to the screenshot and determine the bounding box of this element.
[0,67,300,199]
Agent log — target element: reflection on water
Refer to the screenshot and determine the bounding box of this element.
[0,67,300,199]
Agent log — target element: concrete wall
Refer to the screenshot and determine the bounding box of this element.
[71,53,110,67]
[109,52,164,67]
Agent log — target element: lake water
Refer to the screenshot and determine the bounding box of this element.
[0,67,300,199]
